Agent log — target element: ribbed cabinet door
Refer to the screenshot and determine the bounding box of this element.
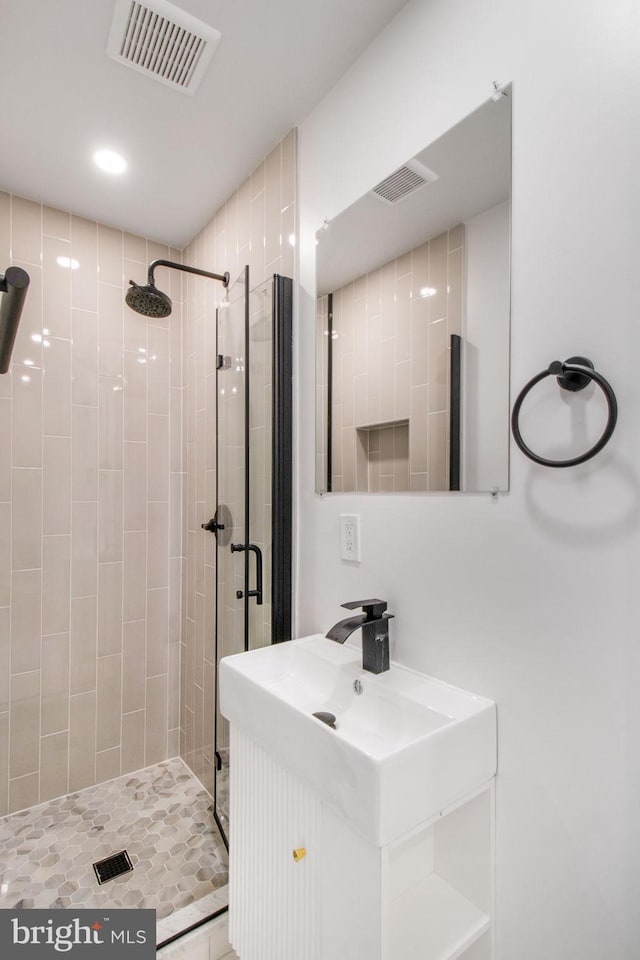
[229,726,321,960]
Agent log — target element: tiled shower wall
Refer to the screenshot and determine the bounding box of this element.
[0,193,182,815]
[180,130,296,792]
[325,225,464,492]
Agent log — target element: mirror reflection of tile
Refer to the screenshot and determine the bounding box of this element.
[321,225,463,493]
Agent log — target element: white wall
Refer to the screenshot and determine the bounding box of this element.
[296,1,640,958]
[463,200,510,492]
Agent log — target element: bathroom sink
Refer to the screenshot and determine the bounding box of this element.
[219,635,496,846]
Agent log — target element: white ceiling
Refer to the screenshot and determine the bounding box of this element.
[0,0,408,248]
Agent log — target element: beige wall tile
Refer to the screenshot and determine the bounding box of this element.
[97,561,122,656]
[394,359,410,420]
[447,243,464,336]
[427,411,447,491]
[41,633,70,736]
[123,620,145,714]
[42,535,71,635]
[168,641,181,731]
[0,711,7,816]
[11,196,41,264]
[145,675,168,766]
[99,376,124,469]
[42,236,72,339]
[410,296,429,388]
[123,531,146,622]
[448,223,464,251]
[121,709,145,774]
[0,192,8,264]
[43,206,70,241]
[428,318,448,413]
[147,502,169,590]
[0,611,8,712]
[0,400,10,500]
[170,557,183,644]
[69,691,96,791]
[70,595,97,696]
[98,282,124,378]
[0,504,9,608]
[123,351,147,446]
[72,404,98,501]
[72,309,98,406]
[167,728,180,759]
[11,570,41,674]
[43,436,71,535]
[393,425,410,491]
[148,414,169,501]
[98,224,123,286]
[96,746,121,782]
[147,588,168,677]
[12,467,42,570]
[123,441,146,530]
[395,272,412,365]
[40,731,69,802]
[281,129,296,210]
[70,216,98,312]
[12,365,42,467]
[98,469,123,563]
[71,501,97,598]
[412,239,429,289]
[10,670,40,779]
[123,233,146,262]
[96,654,122,752]
[410,384,428,474]
[148,325,170,415]
[9,772,39,814]
[428,230,448,323]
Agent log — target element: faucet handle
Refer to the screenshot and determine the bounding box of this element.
[341,599,390,620]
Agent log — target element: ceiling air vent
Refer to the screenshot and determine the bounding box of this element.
[371,160,438,206]
[107,0,221,96]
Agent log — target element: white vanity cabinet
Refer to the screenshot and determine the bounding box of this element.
[228,725,494,960]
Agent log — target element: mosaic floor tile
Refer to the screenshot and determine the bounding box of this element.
[0,758,228,944]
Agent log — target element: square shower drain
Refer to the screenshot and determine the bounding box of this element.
[93,850,134,885]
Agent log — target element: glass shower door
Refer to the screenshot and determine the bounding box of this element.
[213,267,249,841]
[213,269,293,843]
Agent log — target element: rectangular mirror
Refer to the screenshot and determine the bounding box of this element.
[315,87,511,494]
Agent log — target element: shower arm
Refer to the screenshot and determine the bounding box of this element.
[148,259,230,289]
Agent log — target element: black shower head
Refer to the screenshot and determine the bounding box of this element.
[125,259,229,320]
[125,280,172,318]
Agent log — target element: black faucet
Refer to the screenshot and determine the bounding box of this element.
[326,599,394,674]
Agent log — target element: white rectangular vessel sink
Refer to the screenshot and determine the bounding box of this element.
[219,635,496,847]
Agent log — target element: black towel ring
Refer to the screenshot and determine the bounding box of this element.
[511,356,618,468]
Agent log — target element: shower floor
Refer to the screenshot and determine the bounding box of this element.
[0,758,228,944]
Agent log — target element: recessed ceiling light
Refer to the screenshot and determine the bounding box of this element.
[94,149,127,175]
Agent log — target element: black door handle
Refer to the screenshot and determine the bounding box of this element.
[230,543,263,605]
